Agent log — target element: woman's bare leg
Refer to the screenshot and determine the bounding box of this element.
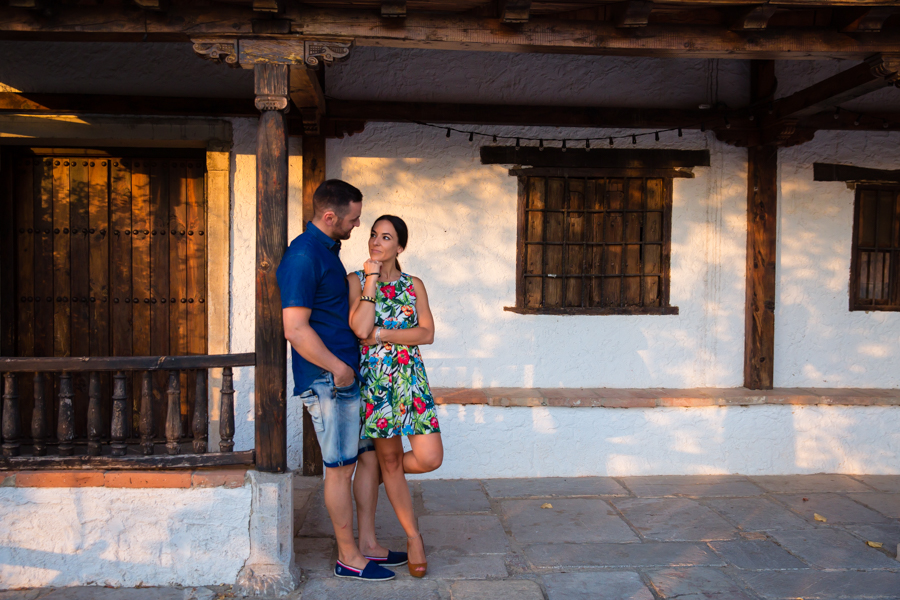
[402,433,443,475]
[353,449,389,558]
[374,437,426,571]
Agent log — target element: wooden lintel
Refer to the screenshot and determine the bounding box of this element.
[813,162,900,183]
[0,92,257,117]
[617,1,654,28]
[500,0,532,24]
[768,54,900,122]
[381,1,407,18]
[481,146,710,169]
[6,6,900,59]
[731,5,779,30]
[842,7,899,32]
[0,450,255,471]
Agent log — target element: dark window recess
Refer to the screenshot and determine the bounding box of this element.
[507,171,677,315]
[851,185,900,311]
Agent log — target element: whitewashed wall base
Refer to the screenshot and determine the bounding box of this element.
[413,404,900,479]
[234,471,300,597]
[0,487,251,589]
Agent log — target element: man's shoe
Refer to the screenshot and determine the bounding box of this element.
[364,550,408,567]
[334,560,395,581]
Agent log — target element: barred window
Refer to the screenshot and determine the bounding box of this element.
[851,186,900,311]
[507,169,677,315]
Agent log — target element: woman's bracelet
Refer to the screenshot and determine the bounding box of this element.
[364,272,379,277]
[360,295,376,304]
[375,327,383,345]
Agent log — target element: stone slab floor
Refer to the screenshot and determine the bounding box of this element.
[4,474,900,600]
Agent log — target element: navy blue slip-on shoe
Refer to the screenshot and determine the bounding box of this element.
[365,550,409,567]
[334,560,395,581]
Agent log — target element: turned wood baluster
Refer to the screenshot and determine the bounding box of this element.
[140,372,154,455]
[109,371,128,457]
[165,370,182,455]
[57,373,75,456]
[2,373,21,457]
[31,373,47,456]
[87,372,103,456]
[219,366,235,453]
[192,370,208,454]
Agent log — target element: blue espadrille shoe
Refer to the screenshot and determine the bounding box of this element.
[334,560,395,581]
[365,550,409,567]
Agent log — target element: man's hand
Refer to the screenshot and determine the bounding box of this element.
[332,361,356,388]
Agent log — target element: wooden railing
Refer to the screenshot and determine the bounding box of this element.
[0,354,255,470]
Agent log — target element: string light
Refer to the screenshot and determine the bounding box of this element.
[654,132,660,142]
[609,137,614,146]
[678,128,683,137]
[883,119,890,129]
[854,114,862,126]
[516,138,520,148]
[585,139,591,151]
[700,122,706,132]
[561,139,567,152]
[724,116,731,129]
[834,107,841,120]
[493,134,498,143]
[632,135,637,145]
[446,128,451,138]
[539,139,544,151]
[468,132,474,143]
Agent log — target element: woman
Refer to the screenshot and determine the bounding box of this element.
[348,214,443,578]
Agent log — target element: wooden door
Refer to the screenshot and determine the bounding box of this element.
[7,152,208,443]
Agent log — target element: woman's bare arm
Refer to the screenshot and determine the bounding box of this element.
[361,277,435,346]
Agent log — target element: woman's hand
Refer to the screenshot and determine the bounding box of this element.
[360,328,379,346]
[363,258,382,279]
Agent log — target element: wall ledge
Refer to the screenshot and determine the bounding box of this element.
[0,467,249,489]
[432,387,900,408]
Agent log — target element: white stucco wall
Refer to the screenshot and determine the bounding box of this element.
[426,404,900,479]
[0,486,251,589]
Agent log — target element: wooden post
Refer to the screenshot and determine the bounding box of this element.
[301,134,326,477]
[255,63,290,473]
[744,60,778,390]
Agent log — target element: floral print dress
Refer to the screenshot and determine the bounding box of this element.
[356,271,440,439]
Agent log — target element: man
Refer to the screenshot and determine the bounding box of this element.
[277,179,404,581]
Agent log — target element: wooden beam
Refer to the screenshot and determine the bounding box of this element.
[731,5,779,30]
[769,54,900,121]
[0,150,14,358]
[328,99,714,129]
[0,92,257,117]
[290,67,326,136]
[813,162,900,183]
[300,135,326,477]
[254,63,290,474]
[0,450,255,471]
[842,7,899,32]
[381,1,407,18]
[500,0,532,24]
[6,6,900,59]
[480,146,710,168]
[133,0,165,10]
[252,0,283,13]
[616,1,654,28]
[744,60,778,390]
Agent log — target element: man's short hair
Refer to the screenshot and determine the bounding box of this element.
[313,179,363,217]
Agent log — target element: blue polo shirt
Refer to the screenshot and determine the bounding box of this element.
[276,222,360,396]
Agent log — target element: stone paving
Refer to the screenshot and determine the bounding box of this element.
[3,474,899,599]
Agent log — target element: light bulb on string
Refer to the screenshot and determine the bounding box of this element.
[854,115,861,126]
[585,139,591,152]
[561,139,567,152]
[724,116,731,129]
[539,139,544,151]
[632,135,637,145]
[678,128,683,137]
[468,132,474,143]
[609,137,614,146]
[700,122,706,133]
[834,107,841,120]
[654,132,660,142]
[516,138,520,148]
[446,128,451,138]
[493,134,497,143]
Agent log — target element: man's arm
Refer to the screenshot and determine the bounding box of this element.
[283,306,356,387]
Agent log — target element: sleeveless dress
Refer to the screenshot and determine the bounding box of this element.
[355,271,440,439]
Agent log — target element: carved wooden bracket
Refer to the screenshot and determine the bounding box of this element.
[192,37,353,70]
[192,38,240,66]
[866,54,900,86]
